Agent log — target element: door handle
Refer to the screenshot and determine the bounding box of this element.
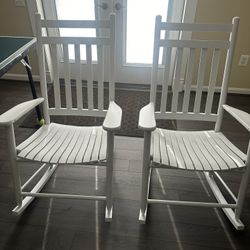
[98,2,108,10]
[114,2,125,11]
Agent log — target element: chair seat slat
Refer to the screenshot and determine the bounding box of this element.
[151,129,245,171]
[17,124,107,164]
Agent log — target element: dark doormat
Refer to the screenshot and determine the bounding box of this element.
[19,87,176,137]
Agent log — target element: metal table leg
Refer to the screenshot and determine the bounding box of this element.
[23,56,44,125]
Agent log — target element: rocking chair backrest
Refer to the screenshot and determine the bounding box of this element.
[35,13,116,123]
[150,16,239,125]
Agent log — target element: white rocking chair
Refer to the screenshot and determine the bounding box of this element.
[0,13,122,221]
[138,16,250,230]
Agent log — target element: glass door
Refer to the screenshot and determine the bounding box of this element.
[42,0,195,85]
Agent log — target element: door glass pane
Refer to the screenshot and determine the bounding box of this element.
[55,0,97,60]
[126,0,168,64]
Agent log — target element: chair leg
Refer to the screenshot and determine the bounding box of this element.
[235,143,250,221]
[105,131,114,222]
[139,131,152,223]
[6,125,22,207]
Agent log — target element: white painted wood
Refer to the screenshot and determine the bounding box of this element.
[171,48,183,112]
[155,111,218,121]
[18,123,108,164]
[86,44,94,110]
[147,198,237,208]
[160,47,172,113]
[41,19,111,28]
[35,13,50,124]
[138,103,156,131]
[139,16,246,229]
[187,132,212,170]
[12,164,58,215]
[153,129,161,163]
[103,101,122,131]
[83,127,98,162]
[150,129,245,171]
[63,44,72,109]
[215,17,240,132]
[21,192,106,200]
[74,44,83,109]
[169,131,186,169]
[235,143,250,222]
[109,13,116,101]
[216,132,246,160]
[205,132,238,169]
[150,15,162,104]
[53,128,78,163]
[205,49,221,114]
[17,125,50,152]
[41,37,111,45]
[158,129,169,166]
[223,105,250,132]
[207,131,245,167]
[105,130,114,221]
[0,98,44,125]
[159,39,230,49]
[91,127,103,161]
[48,108,107,117]
[162,130,177,167]
[51,44,61,108]
[182,48,195,113]
[21,163,47,190]
[97,45,104,110]
[18,125,58,159]
[160,22,233,32]
[99,129,107,160]
[67,128,88,164]
[194,48,208,113]
[204,172,244,230]
[6,13,120,221]
[181,132,203,170]
[139,131,152,223]
[74,127,93,163]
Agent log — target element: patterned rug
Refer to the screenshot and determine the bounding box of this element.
[20,87,176,137]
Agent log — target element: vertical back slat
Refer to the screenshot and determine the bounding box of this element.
[51,44,61,108]
[97,45,104,110]
[193,48,208,113]
[160,47,172,112]
[182,48,195,113]
[63,44,72,109]
[171,47,183,112]
[86,44,94,110]
[109,13,116,101]
[150,15,162,104]
[74,44,83,109]
[205,49,221,114]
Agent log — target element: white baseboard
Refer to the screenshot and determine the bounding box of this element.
[2,73,40,82]
[190,85,250,95]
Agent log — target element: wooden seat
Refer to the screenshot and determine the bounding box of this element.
[0,13,122,221]
[151,129,246,170]
[138,15,250,230]
[17,123,107,164]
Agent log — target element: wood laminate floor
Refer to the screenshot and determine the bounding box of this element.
[0,80,250,250]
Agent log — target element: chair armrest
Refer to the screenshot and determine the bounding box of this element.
[223,104,250,132]
[0,98,44,126]
[138,102,156,131]
[103,101,122,131]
